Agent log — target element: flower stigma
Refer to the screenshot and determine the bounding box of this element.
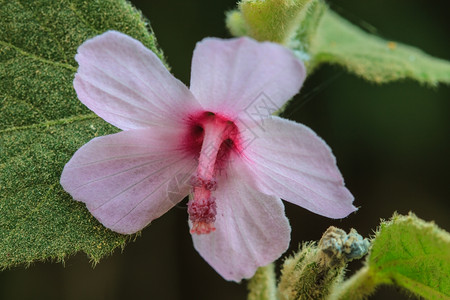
[186,111,240,234]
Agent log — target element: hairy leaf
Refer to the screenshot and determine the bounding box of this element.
[309,10,450,85]
[368,213,450,299]
[0,0,164,269]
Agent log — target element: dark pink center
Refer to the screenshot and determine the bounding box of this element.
[183,111,241,234]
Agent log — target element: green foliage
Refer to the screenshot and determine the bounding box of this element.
[248,215,449,299]
[0,0,163,269]
[309,10,450,85]
[247,264,277,300]
[327,266,379,300]
[369,213,450,299]
[226,0,450,85]
[291,0,325,54]
[331,213,450,300]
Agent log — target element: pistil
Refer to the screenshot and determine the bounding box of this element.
[188,112,236,234]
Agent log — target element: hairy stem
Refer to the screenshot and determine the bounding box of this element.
[329,266,378,300]
[248,264,278,300]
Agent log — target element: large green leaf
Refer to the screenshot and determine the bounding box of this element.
[368,213,450,299]
[0,0,164,269]
[309,10,450,85]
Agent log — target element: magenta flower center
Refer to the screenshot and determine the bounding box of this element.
[185,111,241,234]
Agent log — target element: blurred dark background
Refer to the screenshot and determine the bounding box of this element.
[1,0,449,299]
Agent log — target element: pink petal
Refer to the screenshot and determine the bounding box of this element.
[74,31,200,130]
[60,127,196,234]
[191,162,291,282]
[190,37,306,121]
[241,116,356,218]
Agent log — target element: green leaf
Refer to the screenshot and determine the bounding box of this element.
[309,10,450,85]
[368,213,450,299]
[329,213,450,300]
[0,0,164,269]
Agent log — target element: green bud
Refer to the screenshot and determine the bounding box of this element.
[234,0,319,44]
[278,227,370,300]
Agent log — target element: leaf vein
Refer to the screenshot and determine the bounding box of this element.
[0,40,76,72]
[0,113,99,134]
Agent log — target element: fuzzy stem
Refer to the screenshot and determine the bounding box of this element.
[329,266,378,300]
[247,264,278,300]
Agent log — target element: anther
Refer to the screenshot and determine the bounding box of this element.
[188,196,217,234]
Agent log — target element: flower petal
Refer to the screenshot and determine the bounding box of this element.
[241,116,356,218]
[191,162,291,282]
[60,127,196,234]
[190,37,305,121]
[74,31,200,130]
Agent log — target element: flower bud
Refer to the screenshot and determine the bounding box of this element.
[278,227,370,300]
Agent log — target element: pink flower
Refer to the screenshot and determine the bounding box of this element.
[61,31,356,281]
